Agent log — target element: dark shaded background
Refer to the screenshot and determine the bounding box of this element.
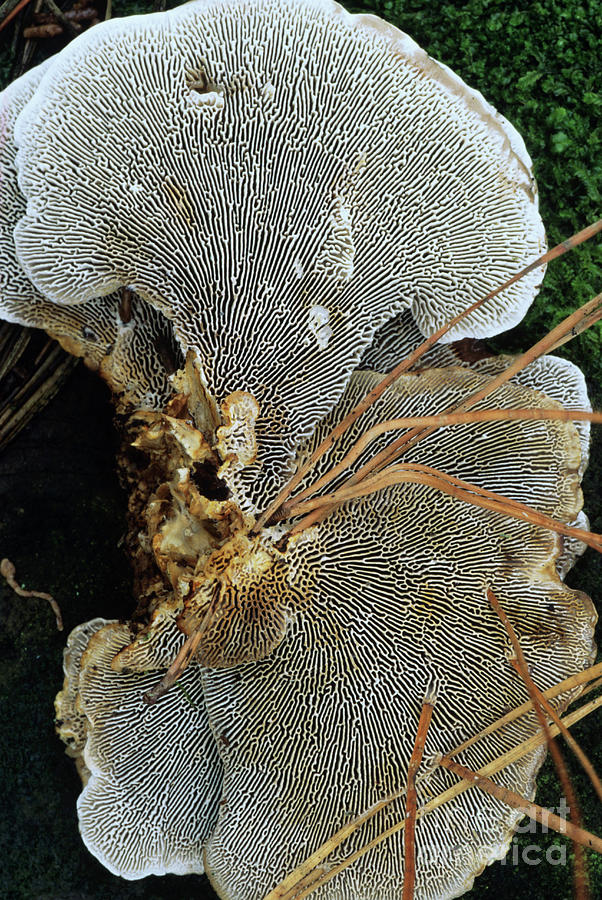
[0,0,601,898]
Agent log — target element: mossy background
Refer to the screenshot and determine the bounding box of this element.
[0,0,600,898]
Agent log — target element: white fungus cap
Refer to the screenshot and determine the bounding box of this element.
[202,364,595,900]
[68,620,222,879]
[13,0,545,501]
[0,64,179,410]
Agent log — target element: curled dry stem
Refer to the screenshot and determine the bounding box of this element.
[0,557,63,630]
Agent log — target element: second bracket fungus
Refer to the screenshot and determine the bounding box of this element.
[0,0,599,897]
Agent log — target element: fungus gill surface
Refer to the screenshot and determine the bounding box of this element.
[0,0,597,897]
[0,64,181,411]
[201,365,595,900]
[54,355,596,896]
[12,0,545,505]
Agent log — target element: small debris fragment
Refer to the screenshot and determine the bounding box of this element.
[1,557,63,630]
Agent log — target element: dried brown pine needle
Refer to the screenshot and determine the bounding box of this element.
[281,407,602,516]
[353,290,602,476]
[439,756,602,856]
[450,662,602,758]
[265,677,602,900]
[287,462,602,554]
[255,222,602,532]
[488,588,589,900]
[402,697,436,900]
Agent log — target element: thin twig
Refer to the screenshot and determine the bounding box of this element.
[42,0,79,36]
[280,407,602,517]
[488,588,588,900]
[0,557,63,630]
[402,697,436,900]
[0,0,31,33]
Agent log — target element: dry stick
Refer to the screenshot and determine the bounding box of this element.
[0,0,31,32]
[254,220,602,534]
[439,756,602,854]
[488,588,588,900]
[280,407,602,517]
[42,0,79,36]
[287,465,602,553]
[268,692,602,900]
[402,698,436,900]
[0,557,63,630]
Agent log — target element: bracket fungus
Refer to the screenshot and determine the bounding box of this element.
[11,0,546,504]
[0,0,600,898]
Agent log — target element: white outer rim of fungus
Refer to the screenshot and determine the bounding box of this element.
[12,0,544,344]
